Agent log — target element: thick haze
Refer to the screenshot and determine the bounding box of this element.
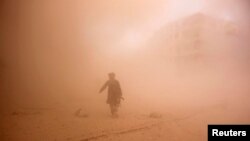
[1,0,250,118]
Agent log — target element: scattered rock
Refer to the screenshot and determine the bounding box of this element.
[11,111,41,116]
[74,108,88,118]
[11,112,19,115]
[149,112,162,118]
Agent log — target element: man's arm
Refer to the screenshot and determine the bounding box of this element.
[118,82,122,96]
[117,81,124,100]
[99,81,108,93]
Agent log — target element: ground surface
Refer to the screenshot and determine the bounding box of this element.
[1,96,249,141]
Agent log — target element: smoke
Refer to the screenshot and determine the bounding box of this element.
[0,0,250,121]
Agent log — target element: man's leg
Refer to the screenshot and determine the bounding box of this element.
[113,104,118,117]
[109,104,115,115]
[109,104,119,117]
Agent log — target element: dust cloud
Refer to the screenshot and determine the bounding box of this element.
[1,0,250,141]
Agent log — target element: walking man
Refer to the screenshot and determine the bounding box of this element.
[99,72,123,117]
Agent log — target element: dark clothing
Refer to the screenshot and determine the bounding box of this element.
[100,79,122,105]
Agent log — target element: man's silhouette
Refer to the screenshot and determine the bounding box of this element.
[99,72,123,117]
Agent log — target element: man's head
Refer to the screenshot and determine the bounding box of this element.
[108,72,115,80]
